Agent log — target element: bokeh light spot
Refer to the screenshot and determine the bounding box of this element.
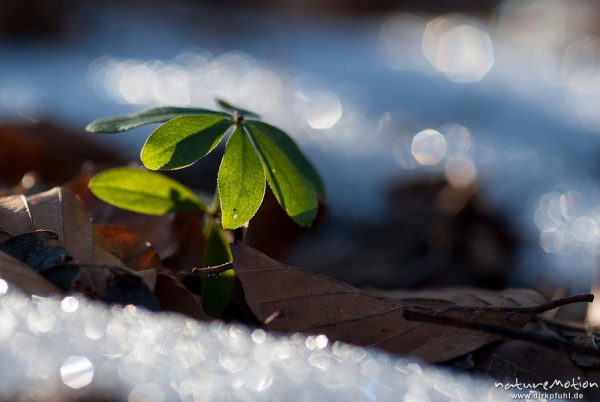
[422,15,495,83]
[60,356,94,389]
[411,129,447,165]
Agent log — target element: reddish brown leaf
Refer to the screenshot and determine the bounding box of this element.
[232,244,553,363]
[94,224,162,270]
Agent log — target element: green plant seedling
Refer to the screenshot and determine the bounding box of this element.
[87,100,324,229]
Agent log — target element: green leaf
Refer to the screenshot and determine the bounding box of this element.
[216,99,260,118]
[245,123,318,226]
[89,167,206,215]
[141,115,232,170]
[86,106,229,133]
[246,120,325,197]
[218,126,266,229]
[201,222,234,317]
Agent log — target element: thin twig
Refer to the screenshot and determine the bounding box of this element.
[191,262,233,277]
[403,308,600,358]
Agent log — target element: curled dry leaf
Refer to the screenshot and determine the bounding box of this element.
[0,187,158,293]
[0,230,71,271]
[0,189,87,259]
[0,187,121,266]
[0,187,206,316]
[232,244,560,363]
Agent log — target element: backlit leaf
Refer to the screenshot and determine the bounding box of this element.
[245,123,318,226]
[141,115,231,170]
[89,167,205,215]
[86,106,229,133]
[218,126,266,229]
[246,120,324,197]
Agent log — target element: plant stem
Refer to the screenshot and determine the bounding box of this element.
[191,262,234,277]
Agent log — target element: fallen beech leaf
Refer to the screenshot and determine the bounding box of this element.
[232,244,553,363]
[372,287,546,308]
[0,251,61,296]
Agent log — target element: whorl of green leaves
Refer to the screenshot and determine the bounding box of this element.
[87,100,324,229]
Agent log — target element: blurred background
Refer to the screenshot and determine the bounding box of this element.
[2,0,600,320]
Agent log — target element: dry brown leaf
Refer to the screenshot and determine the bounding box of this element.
[232,244,550,363]
[372,287,543,308]
[93,224,208,320]
[0,250,61,296]
[0,187,161,291]
[0,187,121,266]
[0,188,89,257]
[154,274,208,320]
